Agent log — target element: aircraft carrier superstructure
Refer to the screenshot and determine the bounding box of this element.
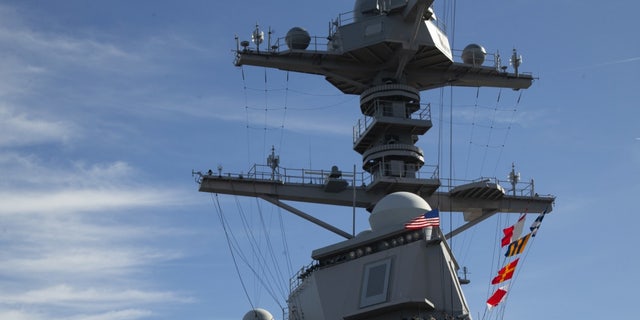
[196,1,555,319]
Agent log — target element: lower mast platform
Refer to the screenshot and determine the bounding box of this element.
[196,164,554,240]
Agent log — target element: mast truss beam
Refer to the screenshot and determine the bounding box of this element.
[259,195,354,239]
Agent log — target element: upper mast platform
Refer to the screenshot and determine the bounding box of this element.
[234,0,533,94]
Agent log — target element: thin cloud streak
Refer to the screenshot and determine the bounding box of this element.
[0,105,75,147]
[0,285,193,306]
[556,56,640,73]
[0,155,135,188]
[0,247,181,276]
[0,13,137,71]
[0,188,186,215]
[66,309,154,320]
[0,309,154,320]
[0,310,45,320]
[0,154,199,212]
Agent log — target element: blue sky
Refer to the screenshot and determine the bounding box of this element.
[1,1,638,319]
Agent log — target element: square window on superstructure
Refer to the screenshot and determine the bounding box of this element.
[359,258,392,308]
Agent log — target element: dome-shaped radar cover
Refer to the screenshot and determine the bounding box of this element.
[242,308,274,320]
[369,191,432,230]
[461,43,487,65]
[285,27,310,50]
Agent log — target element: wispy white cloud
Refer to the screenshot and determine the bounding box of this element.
[0,154,135,187]
[0,247,181,277]
[0,285,192,307]
[0,152,196,212]
[0,308,155,320]
[0,309,45,320]
[0,4,212,319]
[0,105,75,147]
[554,56,640,74]
[0,188,184,215]
[66,309,153,320]
[0,14,137,72]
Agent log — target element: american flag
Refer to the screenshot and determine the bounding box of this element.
[404,209,440,230]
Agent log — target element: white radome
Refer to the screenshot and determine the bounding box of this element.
[369,191,431,230]
[242,308,274,320]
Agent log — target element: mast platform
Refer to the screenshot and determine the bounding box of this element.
[196,165,554,215]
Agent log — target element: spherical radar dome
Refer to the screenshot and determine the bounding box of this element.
[242,308,274,320]
[285,27,311,50]
[461,43,486,66]
[369,192,432,230]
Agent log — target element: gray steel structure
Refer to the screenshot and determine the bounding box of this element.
[199,0,555,319]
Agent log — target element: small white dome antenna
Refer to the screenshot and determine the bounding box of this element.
[252,23,264,52]
[510,48,522,76]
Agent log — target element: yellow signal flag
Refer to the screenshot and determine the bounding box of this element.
[504,233,532,257]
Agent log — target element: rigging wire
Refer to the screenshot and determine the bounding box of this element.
[233,195,288,303]
[240,63,366,308]
[277,204,294,280]
[241,66,252,165]
[223,194,286,309]
[211,193,256,311]
[233,65,300,308]
[279,71,289,154]
[448,0,458,313]
[254,197,290,299]
[479,89,502,174]
[492,90,524,177]
[240,66,287,164]
[263,67,269,160]
[464,87,481,178]
[460,87,523,180]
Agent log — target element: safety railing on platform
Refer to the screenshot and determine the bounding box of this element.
[235,4,450,55]
[353,102,431,144]
[439,176,538,197]
[195,164,540,197]
[363,162,440,186]
[242,164,367,187]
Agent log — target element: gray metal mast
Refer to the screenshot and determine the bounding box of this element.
[198,0,554,239]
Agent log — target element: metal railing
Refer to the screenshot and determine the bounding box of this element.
[450,48,534,77]
[244,164,367,187]
[196,164,540,197]
[353,102,431,143]
[235,4,451,55]
[363,162,440,185]
[439,176,538,197]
